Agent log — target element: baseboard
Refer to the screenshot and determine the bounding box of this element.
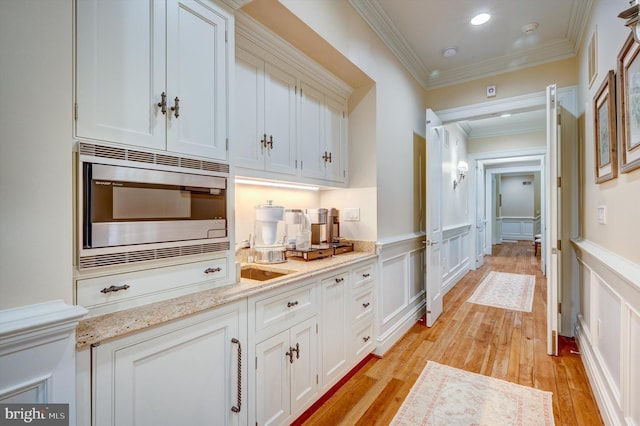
[575,321,624,426]
[374,301,424,356]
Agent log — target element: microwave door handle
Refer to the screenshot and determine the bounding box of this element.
[91,164,225,189]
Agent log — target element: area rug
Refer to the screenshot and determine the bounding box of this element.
[467,271,535,312]
[391,362,554,426]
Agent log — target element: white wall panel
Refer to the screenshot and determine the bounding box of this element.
[594,274,622,400]
[628,307,640,425]
[381,255,407,325]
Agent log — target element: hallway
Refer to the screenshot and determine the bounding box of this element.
[300,241,603,425]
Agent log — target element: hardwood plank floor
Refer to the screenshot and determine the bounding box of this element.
[300,241,603,426]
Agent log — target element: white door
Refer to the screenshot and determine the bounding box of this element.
[264,63,298,175]
[94,306,243,426]
[321,274,348,387]
[425,109,444,327]
[289,317,318,415]
[255,329,290,426]
[546,84,560,356]
[234,49,266,170]
[76,0,165,150]
[166,0,229,160]
[475,161,486,267]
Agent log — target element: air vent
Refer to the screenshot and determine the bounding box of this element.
[156,154,180,168]
[79,142,228,173]
[79,241,230,269]
[126,149,155,164]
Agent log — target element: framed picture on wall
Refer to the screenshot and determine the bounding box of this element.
[617,32,640,173]
[593,69,617,183]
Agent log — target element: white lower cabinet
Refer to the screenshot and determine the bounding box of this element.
[254,316,318,426]
[349,262,376,364]
[92,300,247,426]
[320,271,349,388]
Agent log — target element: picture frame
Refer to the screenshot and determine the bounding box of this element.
[617,32,640,173]
[593,70,617,183]
[588,26,598,88]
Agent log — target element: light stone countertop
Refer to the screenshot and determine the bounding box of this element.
[76,250,377,349]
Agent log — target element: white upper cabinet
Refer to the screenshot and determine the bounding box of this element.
[234,14,352,187]
[300,82,347,183]
[76,0,231,161]
[234,48,297,175]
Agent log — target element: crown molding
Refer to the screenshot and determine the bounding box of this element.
[218,0,253,9]
[348,0,429,88]
[427,39,576,89]
[235,11,353,99]
[350,0,592,90]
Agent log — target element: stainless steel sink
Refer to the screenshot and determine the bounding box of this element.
[240,266,292,281]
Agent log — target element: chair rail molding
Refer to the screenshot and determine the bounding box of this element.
[0,300,87,424]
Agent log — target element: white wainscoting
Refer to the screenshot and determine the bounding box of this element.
[441,224,472,295]
[500,216,539,241]
[572,239,640,426]
[374,233,425,356]
[0,300,87,425]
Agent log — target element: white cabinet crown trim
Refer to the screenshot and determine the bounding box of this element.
[235,11,353,100]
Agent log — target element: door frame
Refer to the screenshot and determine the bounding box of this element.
[434,86,578,342]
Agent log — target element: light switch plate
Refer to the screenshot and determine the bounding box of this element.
[343,207,360,222]
[597,205,606,224]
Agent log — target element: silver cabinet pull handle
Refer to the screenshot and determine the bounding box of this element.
[362,273,370,278]
[157,92,167,115]
[100,284,130,294]
[335,277,345,283]
[231,338,242,413]
[170,96,180,118]
[363,336,371,342]
[204,267,222,274]
[287,301,299,308]
[267,135,273,149]
[362,302,370,308]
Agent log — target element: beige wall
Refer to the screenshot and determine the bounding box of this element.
[468,131,546,154]
[276,0,427,241]
[0,1,74,310]
[578,1,640,264]
[426,57,578,111]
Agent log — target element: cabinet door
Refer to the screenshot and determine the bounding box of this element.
[93,304,245,426]
[320,274,348,388]
[299,83,326,180]
[289,316,319,415]
[263,63,297,175]
[324,96,347,183]
[76,0,165,150]
[234,49,267,170]
[166,0,229,160]
[255,330,290,426]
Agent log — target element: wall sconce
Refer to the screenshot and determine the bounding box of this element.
[453,160,468,190]
[620,1,640,43]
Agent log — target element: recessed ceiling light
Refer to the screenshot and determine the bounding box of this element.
[442,47,458,58]
[500,113,512,118]
[521,22,539,34]
[471,13,491,26]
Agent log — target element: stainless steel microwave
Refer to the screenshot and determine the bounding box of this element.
[77,142,230,269]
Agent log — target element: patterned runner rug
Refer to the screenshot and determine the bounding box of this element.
[391,362,554,425]
[467,271,535,312]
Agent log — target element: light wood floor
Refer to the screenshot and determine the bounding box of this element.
[300,241,603,426]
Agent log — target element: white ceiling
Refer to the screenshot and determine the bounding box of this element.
[349,0,592,90]
[348,0,591,137]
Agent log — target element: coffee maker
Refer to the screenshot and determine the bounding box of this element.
[305,208,328,247]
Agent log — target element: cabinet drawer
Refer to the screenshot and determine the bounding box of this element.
[352,289,374,322]
[351,263,374,292]
[254,284,316,332]
[76,258,229,316]
[353,321,375,359]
